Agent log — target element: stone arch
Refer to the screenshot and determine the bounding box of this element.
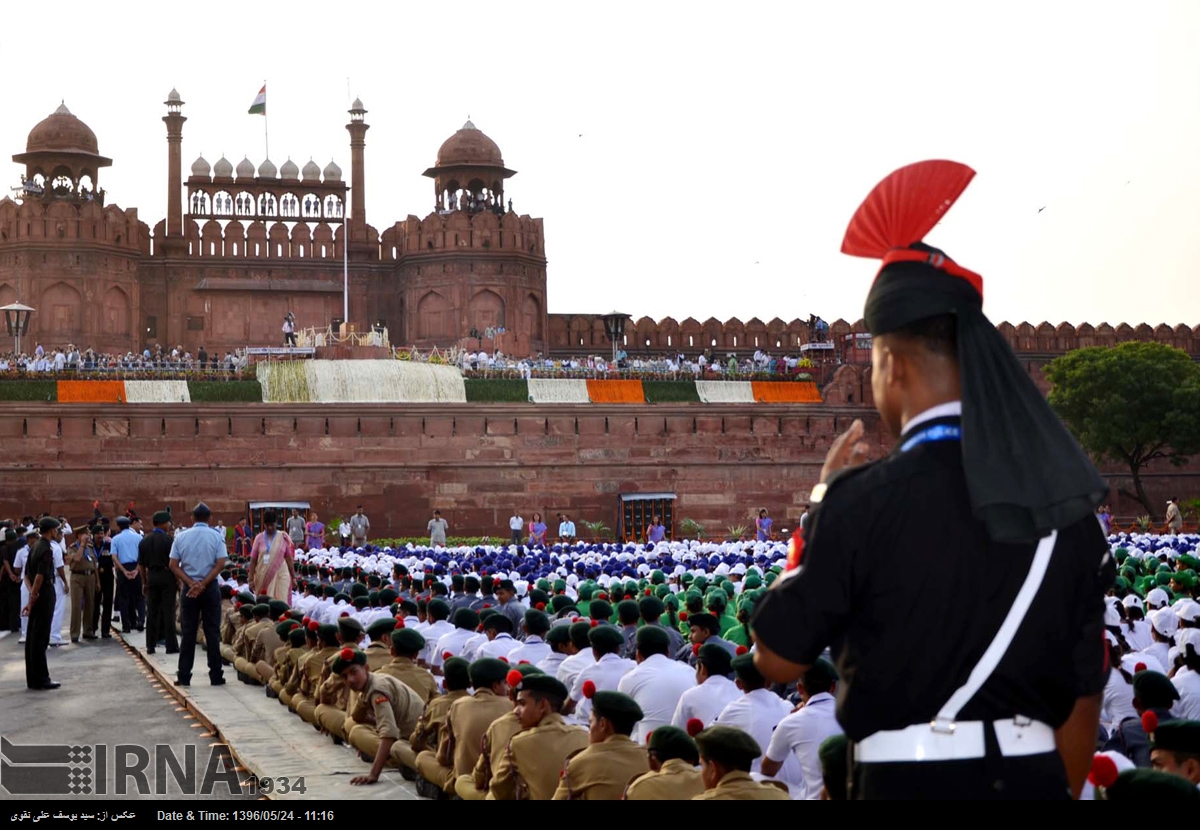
[201,220,223,257]
[0,282,17,310]
[568,315,591,349]
[40,281,83,337]
[469,289,506,331]
[268,222,290,258]
[290,223,312,258]
[313,223,334,258]
[224,221,246,257]
[1036,321,1056,351]
[522,293,543,341]
[102,285,131,336]
[417,291,451,340]
[212,191,233,216]
[246,221,268,258]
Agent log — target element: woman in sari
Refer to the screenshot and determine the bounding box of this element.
[248,510,295,602]
[233,517,250,557]
[528,512,547,547]
[305,511,325,550]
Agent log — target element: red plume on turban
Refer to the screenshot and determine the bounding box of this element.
[582,680,596,699]
[1088,754,1118,789]
[686,718,704,738]
[339,647,354,661]
[506,669,523,688]
[841,160,982,296]
[1141,710,1159,735]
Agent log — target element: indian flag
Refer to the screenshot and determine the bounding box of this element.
[248,85,266,115]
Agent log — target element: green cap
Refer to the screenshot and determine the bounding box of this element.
[588,624,625,652]
[332,647,367,674]
[366,617,399,639]
[647,726,698,764]
[443,657,471,691]
[695,725,762,770]
[391,628,427,654]
[469,658,510,688]
[1133,671,1181,708]
[590,691,643,734]
[1104,768,1200,801]
[513,673,568,701]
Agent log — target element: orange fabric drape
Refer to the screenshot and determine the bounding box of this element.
[750,381,822,404]
[57,380,126,403]
[585,379,645,404]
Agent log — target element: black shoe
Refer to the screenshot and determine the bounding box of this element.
[35,681,62,690]
[136,626,144,632]
[177,678,191,687]
[71,638,79,644]
[83,634,98,640]
[210,677,226,686]
[101,633,112,639]
[331,736,343,746]
[400,766,418,782]
[146,649,155,655]
[122,628,132,634]
[165,649,179,655]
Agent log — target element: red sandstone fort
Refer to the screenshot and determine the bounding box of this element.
[0,94,1196,534]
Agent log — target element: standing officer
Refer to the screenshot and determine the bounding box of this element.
[23,517,62,690]
[93,519,115,638]
[168,502,228,686]
[67,526,100,643]
[140,511,179,655]
[111,516,143,633]
[751,161,1113,800]
[2,528,23,633]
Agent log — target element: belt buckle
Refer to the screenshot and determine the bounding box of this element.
[930,717,956,735]
[1012,714,1032,729]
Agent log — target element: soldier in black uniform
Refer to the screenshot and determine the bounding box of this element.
[24,517,63,690]
[93,518,116,638]
[752,161,1112,800]
[1,528,20,632]
[139,511,179,654]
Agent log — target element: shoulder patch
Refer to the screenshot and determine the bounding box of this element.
[374,695,389,705]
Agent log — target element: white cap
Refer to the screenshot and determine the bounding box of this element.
[1103,604,1121,627]
[1177,628,1200,653]
[1146,588,1171,609]
[1121,595,1144,612]
[1174,599,1200,623]
[1121,652,1164,675]
[1150,607,1179,638]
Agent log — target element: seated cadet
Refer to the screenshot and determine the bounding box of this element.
[509,609,552,666]
[419,599,455,669]
[554,689,649,800]
[433,608,479,671]
[451,663,536,801]
[283,621,319,707]
[223,604,254,666]
[419,656,510,797]
[379,628,440,703]
[410,657,472,761]
[639,596,685,656]
[692,726,790,801]
[333,648,425,787]
[566,624,635,720]
[1148,719,1200,786]
[818,734,849,801]
[220,590,253,662]
[477,614,520,661]
[233,604,271,680]
[215,585,235,647]
[294,624,341,724]
[256,619,294,689]
[623,726,705,800]
[315,616,365,741]
[616,601,641,659]
[364,617,399,671]
[679,613,738,664]
[537,624,574,678]
[714,653,796,778]
[619,626,698,744]
[276,626,309,707]
[672,643,740,732]
[489,672,589,800]
[556,621,596,689]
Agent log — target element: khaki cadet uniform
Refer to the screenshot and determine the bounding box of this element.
[251,624,285,685]
[377,656,439,703]
[278,644,310,708]
[220,615,246,664]
[692,771,790,801]
[233,617,269,678]
[487,713,588,800]
[449,710,522,800]
[293,645,337,722]
[410,688,470,758]
[315,653,353,739]
[623,759,705,800]
[268,642,291,692]
[552,735,650,800]
[364,641,392,672]
[345,672,424,767]
[418,688,510,799]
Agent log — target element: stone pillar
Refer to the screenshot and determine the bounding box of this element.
[346,99,370,258]
[162,90,187,256]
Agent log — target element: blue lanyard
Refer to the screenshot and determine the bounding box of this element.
[900,423,962,453]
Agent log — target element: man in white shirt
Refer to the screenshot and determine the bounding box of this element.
[14,532,34,643]
[556,621,596,689]
[418,600,455,667]
[508,513,524,546]
[476,614,520,660]
[434,608,478,669]
[672,643,741,732]
[508,610,552,666]
[617,626,696,744]
[714,653,798,779]
[537,625,573,679]
[567,625,636,725]
[1172,630,1200,721]
[558,515,576,543]
[49,534,69,646]
[762,658,843,800]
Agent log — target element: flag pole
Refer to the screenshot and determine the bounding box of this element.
[343,197,349,327]
[263,79,269,160]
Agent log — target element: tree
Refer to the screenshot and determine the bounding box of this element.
[1045,341,1200,517]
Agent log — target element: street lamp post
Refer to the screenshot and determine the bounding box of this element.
[2,301,34,355]
[601,311,630,367]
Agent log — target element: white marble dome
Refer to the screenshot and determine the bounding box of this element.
[280,158,299,180]
[257,158,277,178]
[235,156,255,179]
[213,156,234,178]
[322,159,342,181]
[302,159,322,181]
[190,155,211,177]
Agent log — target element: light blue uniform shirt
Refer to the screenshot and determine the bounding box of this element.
[111,529,141,566]
[169,522,227,581]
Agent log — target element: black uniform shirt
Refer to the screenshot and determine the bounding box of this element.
[753,416,1113,742]
[138,530,176,583]
[26,539,56,602]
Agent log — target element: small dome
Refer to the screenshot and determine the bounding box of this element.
[280,158,300,180]
[302,159,322,181]
[257,158,277,178]
[191,154,211,177]
[213,155,234,178]
[26,102,100,156]
[351,97,365,111]
[434,121,504,168]
[167,88,182,104]
[323,159,342,181]
[235,156,256,179]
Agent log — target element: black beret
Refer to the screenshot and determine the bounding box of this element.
[453,608,480,630]
[648,726,699,764]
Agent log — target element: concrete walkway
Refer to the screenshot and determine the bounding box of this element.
[119,629,420,801]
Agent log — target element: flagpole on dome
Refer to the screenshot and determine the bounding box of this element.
[263,80,269,160]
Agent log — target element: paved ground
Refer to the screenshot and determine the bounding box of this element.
[0,624,256,801]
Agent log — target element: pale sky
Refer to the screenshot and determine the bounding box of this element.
[3,1,1198,328]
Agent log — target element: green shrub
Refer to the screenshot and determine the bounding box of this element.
[371,536,496,548]
[464,379,530,403]
[187,381,263,402]
[642,381,701,403]
[0,381,57,401]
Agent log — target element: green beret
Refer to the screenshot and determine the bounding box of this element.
[1133,671,1181,708]
[635,625,671,654]
[546,625,572,646]
[529,589,550,608]
[453,607,480,630]
[391,628,427,654]
[731,653,763,684]
[648,726,698,764]
[366,617,399,639]
[743,574,763,590]
[764,571,778,586]
[337,616,365,639]
[1151,720,1200,755]
[255,594,271,605]
[470,658,511,688]
[275,620,297,637]
[588,624,625,651]
[267,599,290,617]
[524,608,551,630]
[399,599,419,616]
[237,605,255,620]
[352,597,369,610]
[152,510,172,526]
[695,725,762,770]
[805,657,839,688]
[551,595,575,614]
[514,673,568,701]
[451,574,465,588]
[236,591,255,605]
[287,628,308,647]
[569,621,594,648]
[650,570,665,585]
[589,600,613,621]
[1104,768,1200,801]
[639,596,665,619]
[428,599,452,619]
[443,657,471,690]
[591,691,643,733]
[553,579,567,593]
[818,734,849,800]
[697,643,733,676]
[513,662,543,679]
[317,623,340,646]
[350,582,368,598]
[332,647,367,674]
[578,584,594,601]
[378,588,398,604]
[334,592,352,604]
